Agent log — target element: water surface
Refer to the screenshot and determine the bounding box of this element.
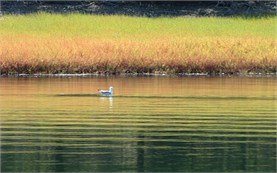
[0,77,276,172]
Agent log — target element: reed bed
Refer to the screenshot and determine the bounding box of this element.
[0,13,276,75]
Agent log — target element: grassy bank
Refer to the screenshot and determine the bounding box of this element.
[0,13,276,75]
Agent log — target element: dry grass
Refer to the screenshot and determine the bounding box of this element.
[0,13,276,75]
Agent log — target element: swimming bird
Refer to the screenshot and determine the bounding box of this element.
[98,86,113,97]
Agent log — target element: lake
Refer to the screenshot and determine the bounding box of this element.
[0,76,276,172]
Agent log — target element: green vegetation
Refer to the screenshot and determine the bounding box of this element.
[0,13,275,38]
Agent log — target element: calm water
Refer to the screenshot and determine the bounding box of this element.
[0,77,276,172]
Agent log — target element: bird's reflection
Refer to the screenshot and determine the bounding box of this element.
[99,96,113,109]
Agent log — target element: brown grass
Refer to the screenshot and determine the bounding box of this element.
[0,35,276,75]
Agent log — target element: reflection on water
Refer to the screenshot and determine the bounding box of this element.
[99,97,113,109]
[0,77,276,172]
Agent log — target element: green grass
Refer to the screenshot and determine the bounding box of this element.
[0,13,275,39]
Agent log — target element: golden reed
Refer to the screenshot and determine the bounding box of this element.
[0,35,276,74]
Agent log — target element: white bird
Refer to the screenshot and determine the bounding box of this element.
[98,86,113,97]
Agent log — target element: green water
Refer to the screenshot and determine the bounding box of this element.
[0,77,276,172]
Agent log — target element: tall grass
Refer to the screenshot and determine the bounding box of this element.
[0,13,276,74]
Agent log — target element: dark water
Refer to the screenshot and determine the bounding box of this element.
[0,77,276,172]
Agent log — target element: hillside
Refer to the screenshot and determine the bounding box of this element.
[1,1,276,17]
